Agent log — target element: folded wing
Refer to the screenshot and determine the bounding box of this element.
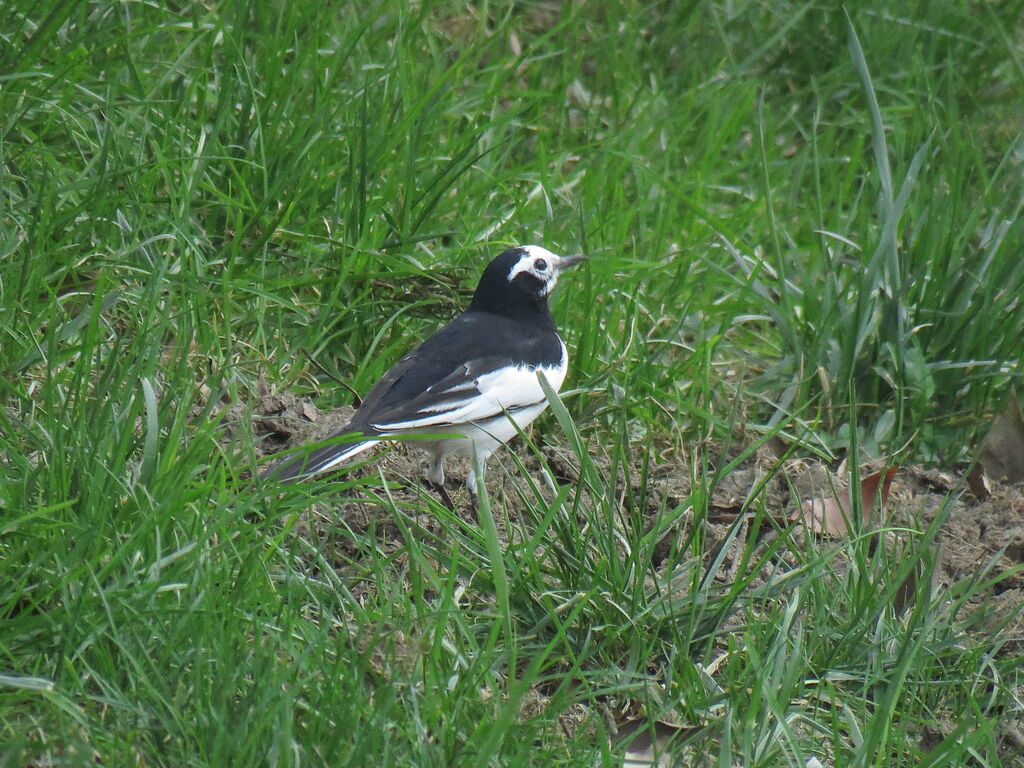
[370,357,553,432]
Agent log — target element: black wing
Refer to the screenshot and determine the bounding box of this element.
[348,310,562,431]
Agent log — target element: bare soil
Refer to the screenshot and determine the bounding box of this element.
[236,392,1024,764]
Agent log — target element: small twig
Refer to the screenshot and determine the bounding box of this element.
[303,349,362,406]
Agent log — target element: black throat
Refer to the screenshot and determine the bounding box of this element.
[467,250,556,330]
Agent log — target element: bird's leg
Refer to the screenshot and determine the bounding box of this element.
[424,452,454,510]
[433,482,456,511]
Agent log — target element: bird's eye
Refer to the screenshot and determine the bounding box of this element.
[534,259,548,272]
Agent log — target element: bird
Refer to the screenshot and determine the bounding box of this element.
[261,245,586,503]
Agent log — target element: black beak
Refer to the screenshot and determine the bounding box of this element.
[556,253,587,271]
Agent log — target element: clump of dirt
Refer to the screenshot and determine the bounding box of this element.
[253,393,354,450]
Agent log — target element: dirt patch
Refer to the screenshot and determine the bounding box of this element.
[241,390,1024,645]
[233,391,1024,762]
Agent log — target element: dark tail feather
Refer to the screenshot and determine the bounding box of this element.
[260,432,381,481]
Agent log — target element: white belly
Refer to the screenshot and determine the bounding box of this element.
[421,400,551,458]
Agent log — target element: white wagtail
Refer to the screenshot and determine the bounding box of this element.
[261,245,586,501]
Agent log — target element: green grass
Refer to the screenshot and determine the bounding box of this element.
[2,1,1022,766]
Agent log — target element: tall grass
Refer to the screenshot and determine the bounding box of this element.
[2,1,1021,766]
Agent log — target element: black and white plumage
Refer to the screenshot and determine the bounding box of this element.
[261,245,586,496]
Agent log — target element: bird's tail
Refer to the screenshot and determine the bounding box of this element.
[260,430,380,482]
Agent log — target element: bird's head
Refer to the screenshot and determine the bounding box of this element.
[506,245,587,297]
[470,245,586,317]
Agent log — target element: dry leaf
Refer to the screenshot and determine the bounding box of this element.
[978,390,1024,485]
[797,466,898,536]
[966,462,990,501]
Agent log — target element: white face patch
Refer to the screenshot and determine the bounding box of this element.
[506,244,561,295]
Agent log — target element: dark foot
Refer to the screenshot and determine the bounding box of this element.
[425,480,455,511]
